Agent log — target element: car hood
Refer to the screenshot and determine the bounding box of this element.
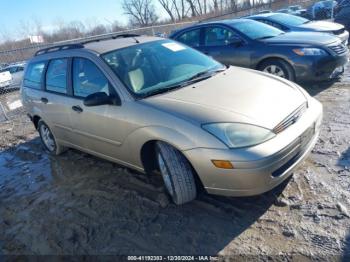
[297,20,344,32]
[143,67,307,130]
[263,31,339,45]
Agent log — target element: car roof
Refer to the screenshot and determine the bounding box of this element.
[248,12,281,18]
[84,35,162,54]
[33,35,164,59]
[171,18,253,36]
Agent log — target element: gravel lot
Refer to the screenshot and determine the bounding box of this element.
[0,69,349,259]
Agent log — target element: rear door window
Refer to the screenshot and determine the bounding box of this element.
[72,58,109,98]
[45,58,68,94]
[176,28,201,47]
[23,62,45,89]
[204,26,237,47]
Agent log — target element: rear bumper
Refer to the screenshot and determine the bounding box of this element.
[183,98,322,197]
[294,52,349,82]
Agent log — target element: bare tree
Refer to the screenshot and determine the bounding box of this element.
[186,0,198,16]
[122,0,158,27]
[158,0,176,22]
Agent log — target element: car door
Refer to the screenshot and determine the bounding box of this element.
[42,58,75,143]
[69,57,128,160]
[201,25,252,67]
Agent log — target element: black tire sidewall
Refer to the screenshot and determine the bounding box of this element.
[38,120,57,154]
[155,146,179,202]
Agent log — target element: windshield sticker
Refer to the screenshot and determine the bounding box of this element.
[162,42,186,52]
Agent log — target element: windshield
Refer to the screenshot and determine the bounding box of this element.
[232,20,284,40]
[102,40,224,98]
[270,13,309,26]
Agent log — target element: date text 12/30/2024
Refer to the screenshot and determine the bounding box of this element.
[127,256,219,261]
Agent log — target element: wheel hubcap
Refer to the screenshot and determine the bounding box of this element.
[263,65,286,78]
[157,153,174,197]
[40,125,55,152]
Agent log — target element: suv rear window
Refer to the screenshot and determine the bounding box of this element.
[23,62,45,89]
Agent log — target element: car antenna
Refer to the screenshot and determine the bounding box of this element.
[132,36,140,43]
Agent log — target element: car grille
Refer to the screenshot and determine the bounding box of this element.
[272,125,315,177]
[333,28,345,35]
[328,43,348,55]
[273,102,307,134]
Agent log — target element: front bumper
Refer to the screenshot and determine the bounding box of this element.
[183,98,323,197]
[293,51,349,82]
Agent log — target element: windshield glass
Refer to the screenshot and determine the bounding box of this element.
[102,40,224,97]
[232,20,284,40]
[270,13,309,26]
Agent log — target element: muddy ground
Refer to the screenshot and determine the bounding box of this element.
[0,70,349,260]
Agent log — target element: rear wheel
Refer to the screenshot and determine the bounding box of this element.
[38,120,66,155]
[156,141,197,205]
[258,59,295,81]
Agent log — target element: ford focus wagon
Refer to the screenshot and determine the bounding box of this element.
[21,35,322,204]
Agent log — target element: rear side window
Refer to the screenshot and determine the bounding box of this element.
[204,26,236,47]
[176,29,201,47]
[72,58,109,98]
[23,62,45,89]
[45,59,68,94]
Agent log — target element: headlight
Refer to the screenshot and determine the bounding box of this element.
[293,48,328,56]
[202,123,275,148]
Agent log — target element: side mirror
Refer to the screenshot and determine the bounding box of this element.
[228,37,243,47]
[83,92,120,107]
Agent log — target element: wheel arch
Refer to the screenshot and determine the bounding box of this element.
[140,139,205,191]
[255,56,293,70]
[255,56,296,81]
[32,115,41,129]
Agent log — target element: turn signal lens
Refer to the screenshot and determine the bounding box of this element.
[211,160,234,169]
[293,49,305,56]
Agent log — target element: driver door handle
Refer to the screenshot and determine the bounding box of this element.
[41,97,48,104]
[72,105,83,113]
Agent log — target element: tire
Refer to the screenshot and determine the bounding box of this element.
[38,120,66,155]
[156,141,197,205]
[258,59,295,82]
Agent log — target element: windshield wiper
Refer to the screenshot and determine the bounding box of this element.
[256,35,275,40]
[140,83,185,98]
[186,67,226,81]
[256,33,284,40]
[140,67,226,98]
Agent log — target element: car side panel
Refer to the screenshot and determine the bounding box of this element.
[42,92,76,143]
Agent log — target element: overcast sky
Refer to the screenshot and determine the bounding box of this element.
[0,0,168,40]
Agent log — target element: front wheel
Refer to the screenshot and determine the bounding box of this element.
[156,141,197,205]
[258,59,295,81]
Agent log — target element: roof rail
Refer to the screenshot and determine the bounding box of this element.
[34,34,140,56]
[80,33,141,45]
[35,43,84,56]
